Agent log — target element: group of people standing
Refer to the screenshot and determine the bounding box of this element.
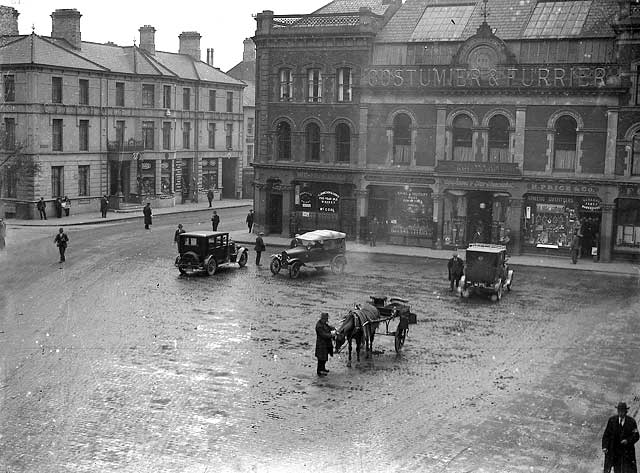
[36,196,71,220]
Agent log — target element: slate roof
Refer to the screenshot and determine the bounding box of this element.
[0,33,245,86]
[376,0,618,43]
[313,0,394,15]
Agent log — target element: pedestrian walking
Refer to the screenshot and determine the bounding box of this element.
[174,223,185,244]
[55,197,63,218]
[447,252,464,292]
[315,312,336,377]
[246,209,254,233]
[369,216,379,247]
[62,196,71,217]
[53,227,69,263]
[570,229,581,264]
[211,210,220,231]
[602,402,639,473]
[254,232,266,265]
[100,195,109,218]
[207,188,214,208]
[143,202,152,230]
[37,197,47,220]
[0,217,6,250]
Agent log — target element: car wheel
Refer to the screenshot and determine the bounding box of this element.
[178,252,199,276]
[238,251,248,268]
[205,257,218,276]
[330,255,346,274]
[289,262,302,279]
[270,258,281,275]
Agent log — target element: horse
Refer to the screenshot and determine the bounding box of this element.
[334,303,379,367]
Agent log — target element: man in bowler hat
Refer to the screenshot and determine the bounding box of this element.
[315,312,336,376]
[602,401,639,473]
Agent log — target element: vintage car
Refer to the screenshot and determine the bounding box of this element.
[459,243,514,302]
[175,231,248,276]
[270,229,347,279]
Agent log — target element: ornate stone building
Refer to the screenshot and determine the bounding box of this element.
[252,0,640,262]
[0,6,245,218]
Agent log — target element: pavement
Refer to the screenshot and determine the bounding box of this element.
[6,198,639,277]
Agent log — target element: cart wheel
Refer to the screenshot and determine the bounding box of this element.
[394,328,407,353]
[289,262,302,279]
[205,256,218,276]
[238,251,248,268]
[330,255,346,274]
[270,258,281,275]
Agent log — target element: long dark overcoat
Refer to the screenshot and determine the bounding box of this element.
[447,256,464,281]
[315,319,334,361]
[143,206,152,226]
[603,415,639,473]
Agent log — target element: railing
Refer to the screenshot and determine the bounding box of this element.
[392,145,411,165]
[273,14,360,28]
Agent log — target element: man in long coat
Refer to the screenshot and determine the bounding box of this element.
[603,402,639,473]
[315,312,335,376]
[254,232,265,265]
[143,203,152,230]
[100,195,109,218]
[447,252,464,292]
[211,211,220,231]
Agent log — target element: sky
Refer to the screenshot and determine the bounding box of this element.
[10,0,329,72]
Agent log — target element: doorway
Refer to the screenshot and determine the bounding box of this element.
[466,191,493,243]
[181,159,192,204]
[267,193,283,234]
[222,158,237,199]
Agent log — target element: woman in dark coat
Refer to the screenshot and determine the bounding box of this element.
[315,312,335,376]
[143,203,152,230]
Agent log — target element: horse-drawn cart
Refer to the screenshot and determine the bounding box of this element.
[369,296,418,353]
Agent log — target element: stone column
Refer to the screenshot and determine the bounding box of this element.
[254,182,267,233]
[433,193,444,249]
[514,107,526,168]
[385,127,393,165]
[281,185,293,238]
[435,106,447,162]
[410,127,418,167]
[355,189,369,243]
[600,203,615,262]
[358,106,368,167]
[605,108,618,178]
[506,198,523,255]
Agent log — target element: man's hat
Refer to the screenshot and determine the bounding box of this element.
[178,224,183,228]
[617,402,629,411]
[320,312,329,319]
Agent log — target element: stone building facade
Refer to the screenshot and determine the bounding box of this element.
[252,0,640,262]
[0,6,245,218]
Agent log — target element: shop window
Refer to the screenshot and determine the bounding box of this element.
[522,196,584,249]
[202,159,218,190]
[632,133,640,176]
[79,120,89,151]
[393,114,412,165]
[52,77,62,104]
[51,166,64,197]
[142,121,155,150]
[553,115,577,170]
[142,84,154,108]
[615,199,640,249]
[336,124,351,163]
[160,160,172,194]
[139,161,155,195]
[388,189,434,243]
[276,122,291,160]
[279,68,293,101]
[52,119,63,151]
[488,115,510,163]
[4,74,15,102]
[337,67,352,102]
[78,165,89,196]
[305,123,320,162]
[307,69,322,102]
[79,79,89,105]
[116,82,125,107]
[452,114,473,161]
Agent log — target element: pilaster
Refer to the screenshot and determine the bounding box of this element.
[600,203,615,262]
[506,198,523,255]
[605,109,619,178]
[433,193,444,249]
[435,107,447,163]
[358,106,368,167]
[514,107,526,168]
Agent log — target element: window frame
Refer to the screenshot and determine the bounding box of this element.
[276,122,292,161]
[52,77,63,104]
[487,115,510,163]
[52,119,63,151]
[4,74,15,102]
[452,114,473,162]
[307,68,323,103]
[79,119,89,151]
[337,67,352,102]
[225,123,233,150]
[208,122,216,149]
[115,82,125,107]
[78,165,90,196]
[51,165,64,197]
[226,92,233,113]
[3,117,15,151]
[553,115,578,171]
[183,122,191,149]
[209,89,216,112]
[163,85,172,109]
[142,84,155,108]
[393,113,412,165]
[79,79,89,105]
[162,121,171,150]
[305,123,321,162]
[183,87,191,110]
[335,123,351,163]
[279,68,293,101]
[142,121,155,150]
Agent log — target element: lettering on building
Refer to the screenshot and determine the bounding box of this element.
[527,183,598,194]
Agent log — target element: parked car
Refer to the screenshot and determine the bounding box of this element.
[270,229,347,279]
[459,243,513,302]
[175,231,248,276]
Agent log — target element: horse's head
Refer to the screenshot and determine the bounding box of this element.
[333,313,354,352]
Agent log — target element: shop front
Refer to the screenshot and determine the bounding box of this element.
[522,194,601,255]
[291,181,356,237]
[160,159,173,195]
[367,186,435,247]
[614,184,640,259]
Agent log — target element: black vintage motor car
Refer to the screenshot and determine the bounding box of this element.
[175,231,248,276]
[270,229,347,279]
[459,243,514,302]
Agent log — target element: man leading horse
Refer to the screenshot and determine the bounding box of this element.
[334,303,379,368]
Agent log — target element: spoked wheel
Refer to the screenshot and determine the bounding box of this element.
[178,252,198,276]
[270,258,282,275]
[205,256,218,276]
[394,328,407,353]
[238,251,248,267]
[289,261,302,279]
[330,255,347,274]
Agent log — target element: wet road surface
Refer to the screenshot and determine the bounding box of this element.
[0,211,638,472]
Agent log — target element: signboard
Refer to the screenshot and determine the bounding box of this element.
[141,161,152,170]
[527,183,598,194]
[174,160,182,193]
[436,161,520,176]
[442,178,514,190]
[580,197,602,212]
[299,191,313,209]
[619,184,640,198]
[318,190,340,213]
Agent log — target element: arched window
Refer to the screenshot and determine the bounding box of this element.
[305,123,320,162]
[276,122,291,161]
[452,114,473,161]
[554,115,577,170]
[336,123,350,163]
[488,115,510,163]
[632,132,640,176]
[393,113,411,165]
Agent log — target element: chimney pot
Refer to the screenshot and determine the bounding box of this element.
[139,25,156,55]
[51,8,82,49]
[0,5,19,36]
[206,48,214,66]
[243,38,255,62]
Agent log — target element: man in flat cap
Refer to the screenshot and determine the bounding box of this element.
[603,401,639,473]
[315,312,336,377]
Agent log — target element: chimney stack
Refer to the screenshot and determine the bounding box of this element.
[0,5,19,36]
[179,31,201,61]
[243,38,255,62]
[206,48,214,66]
[51,8,82,49]
[139,25,156,55]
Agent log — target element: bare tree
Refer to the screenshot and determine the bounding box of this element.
[0,127,40,202]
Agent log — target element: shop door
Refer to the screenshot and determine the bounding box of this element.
[466,192,493,243]
[222,158,237,199]
[580,213,601,258]
[181,159,192,204]
[109,161,131,197]
[369,198,389,240]
[268,193,283,234]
